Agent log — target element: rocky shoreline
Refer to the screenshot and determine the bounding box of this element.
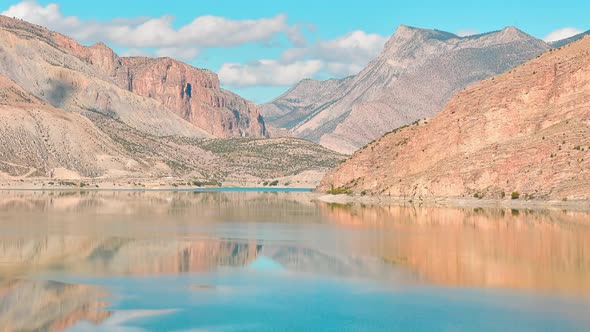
[316,194,590,212]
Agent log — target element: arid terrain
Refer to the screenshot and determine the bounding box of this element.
[319,35,590,201]
[0,15,345,187]
[263,26,550,154]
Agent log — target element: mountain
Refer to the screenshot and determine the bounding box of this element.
[260,77,353,129]
[549,30,590,49]
[265,25,550,154]
[0,74,139,178]
[0,15,266,138]
[0,74,344,181]
[0,16,343,183]
[318,35,590,201]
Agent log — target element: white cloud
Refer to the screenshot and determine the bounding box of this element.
[2,1,301,62]
[282,30,386,64]
[219,30,386,87]
[543,27,584,42]
[456,29,479,37]
[219,60,323,87]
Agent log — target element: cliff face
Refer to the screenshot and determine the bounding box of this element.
[122,57,267,138]
[0,15,266,139]
[319,36,590,200]
[270,25,550,154]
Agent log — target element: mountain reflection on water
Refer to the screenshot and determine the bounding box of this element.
[0,191,588,331]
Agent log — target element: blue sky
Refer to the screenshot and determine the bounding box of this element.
[2,0,588,103]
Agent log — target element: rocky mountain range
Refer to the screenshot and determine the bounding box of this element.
[318,35,590,200]
[0,15,266,138]
[0,15,344,184]
[262,25,551,154]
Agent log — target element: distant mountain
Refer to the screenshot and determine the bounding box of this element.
[265,25,550,154]
[318,35,590,200]
[260,77,353,130]
[549,30,590,48]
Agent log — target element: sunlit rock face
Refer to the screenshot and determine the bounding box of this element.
[0,15,266,139]
[265,25,549,154]
[320,36,590,200]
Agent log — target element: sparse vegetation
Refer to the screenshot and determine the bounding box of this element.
[511,192,520,200]
[327,185,352,195]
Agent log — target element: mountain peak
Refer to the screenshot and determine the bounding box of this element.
[384,25,458,51]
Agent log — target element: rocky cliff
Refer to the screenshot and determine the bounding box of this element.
[318,35,590,200]
[0,16,341,182]
[269,25,550,154]
[0,15,266,138]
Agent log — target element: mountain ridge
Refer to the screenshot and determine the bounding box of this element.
[318,34,590,200]
[263,25,551,154]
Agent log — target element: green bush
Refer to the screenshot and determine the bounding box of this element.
[327,185,352,195]
[269,180,279,186]
[511,192,520,200]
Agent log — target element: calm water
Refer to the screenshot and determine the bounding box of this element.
[0,191,589,331]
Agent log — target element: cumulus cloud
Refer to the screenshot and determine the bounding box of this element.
[221,30,386,87]
[456,29,480,37]
[2,1,301,61]
[543,27,584,42]
[282,30,386,64]
[3,1,386,88]
[219,60,323,87]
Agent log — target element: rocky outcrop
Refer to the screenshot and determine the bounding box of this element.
[272,25,550,154]
[122,57,267,138]
[318,35,590,200]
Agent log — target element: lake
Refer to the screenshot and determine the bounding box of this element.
[0,190,588,331]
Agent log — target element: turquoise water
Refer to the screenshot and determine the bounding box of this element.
[0,191,588,331]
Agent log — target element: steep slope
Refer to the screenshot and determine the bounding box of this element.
[122,57,267,138]
[281,25,550,154]
[0,15,266,138]
[319,35,590,200]
[260,77,353,129]
[0,75,140,178]
[0,73,343,182]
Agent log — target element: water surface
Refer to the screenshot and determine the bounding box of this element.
[0,191,589,331]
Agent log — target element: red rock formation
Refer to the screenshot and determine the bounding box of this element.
[122,57,267,138]
[0,15,266,138]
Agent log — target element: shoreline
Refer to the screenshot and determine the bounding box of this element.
[0,183,590,212]
[316,194,590,212]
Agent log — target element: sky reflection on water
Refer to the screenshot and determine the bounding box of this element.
[0,191,588,331]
